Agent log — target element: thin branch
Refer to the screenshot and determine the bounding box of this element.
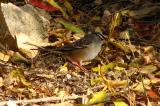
[0,95,82,105]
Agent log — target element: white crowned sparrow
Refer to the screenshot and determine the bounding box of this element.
[56,32,106,71]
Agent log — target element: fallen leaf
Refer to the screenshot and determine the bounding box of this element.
[111,80,128,88]
[58,19,84,34]
[121,5,160,19]
[64,0,73,15]
[10,52,31,65]
[150,78,160,84]
[109,40,131,54]
[147,90,159,99]
[47,0,68,17]
[59,63,68,73]
[140,65,157,74]
[87,90,107,105]
[132,79,151,92]
[92,63,115,73]
[114,66,125,71]
[28,0,59,11]
[129,59,143,68]
[91,77,103,85]
[119,29,134,40]
[4,69,31,87]
[109,12,122,38]
[58,90,69,97]
[1,3,50,58]
[0,3,18,51]
[113,100,129,106]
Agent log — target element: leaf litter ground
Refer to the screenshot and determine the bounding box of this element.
[0,0,160,106]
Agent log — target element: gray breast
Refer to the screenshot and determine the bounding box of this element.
[82,41,103,62]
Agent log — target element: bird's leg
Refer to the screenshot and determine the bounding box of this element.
[66,56,88,71]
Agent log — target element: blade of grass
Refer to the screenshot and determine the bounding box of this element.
[47,0,68,18]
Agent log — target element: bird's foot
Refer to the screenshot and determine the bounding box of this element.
[66,56,88,71]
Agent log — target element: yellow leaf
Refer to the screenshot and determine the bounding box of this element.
[92,63,115,73]
[111,80,128,88]
[91,77,103,85]
[109,40,131,54]
[113,13,122,27]
[113,100,128,106]
[109,12,122,38]
[87,90,107,105]
[59,63,68,73]
[114,66,125,71]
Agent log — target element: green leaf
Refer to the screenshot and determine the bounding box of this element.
[87,90,107,105]
[47,0,68,17]
[113,100,128,106]
[64,0,73,15]
[58,19,84,33]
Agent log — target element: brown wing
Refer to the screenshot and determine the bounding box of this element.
[57,33,96,51]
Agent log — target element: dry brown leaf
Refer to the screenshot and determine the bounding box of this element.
[132,79,151,92]
[111,80,128,88]
[0,4,18,51]
[139,65,157,74]
[4,69,31,87]
[1,3,50,58]
[121,5,160,19]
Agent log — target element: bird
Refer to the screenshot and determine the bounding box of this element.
[56,32,107,71]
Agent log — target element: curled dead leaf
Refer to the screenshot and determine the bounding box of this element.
[1,3,50,58]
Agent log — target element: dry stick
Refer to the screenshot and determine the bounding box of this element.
[0,95,83,105]
[0,61,18,69]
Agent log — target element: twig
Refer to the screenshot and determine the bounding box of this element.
[0,95,82,105]
[0,61,17,68]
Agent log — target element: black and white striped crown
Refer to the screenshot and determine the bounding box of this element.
[94,32,106,40]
